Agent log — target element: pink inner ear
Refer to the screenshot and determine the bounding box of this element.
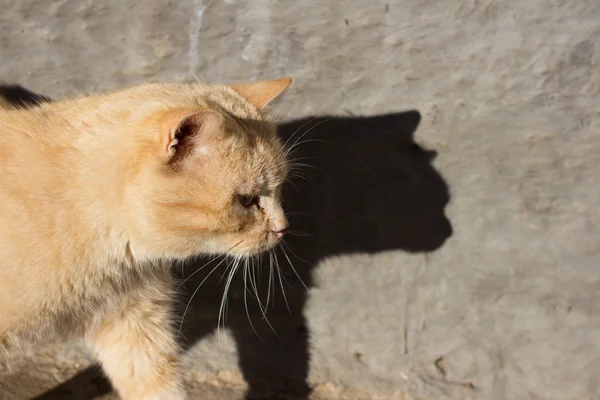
[166,136,179,156]
[167,114,206,164]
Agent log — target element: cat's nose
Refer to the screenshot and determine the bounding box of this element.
[270,218,288,239]
[274,228,287,239]
[260,195,288,240]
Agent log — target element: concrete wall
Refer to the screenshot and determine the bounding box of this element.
[2,0,600,399]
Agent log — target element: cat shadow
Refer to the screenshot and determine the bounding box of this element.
[176,111,453,399]
[3,85,453,400]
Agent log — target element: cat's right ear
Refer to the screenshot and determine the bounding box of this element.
[158,108,222,165]
[230,77,292,110]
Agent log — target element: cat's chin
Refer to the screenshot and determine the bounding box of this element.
[222,241,280,258]
[232,247,274,258]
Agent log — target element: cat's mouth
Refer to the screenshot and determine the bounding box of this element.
[226,235,283,257]
[245,240,281,256]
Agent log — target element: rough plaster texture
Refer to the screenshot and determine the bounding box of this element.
[1,0,600,399]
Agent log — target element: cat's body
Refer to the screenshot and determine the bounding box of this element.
[0,79,291,399]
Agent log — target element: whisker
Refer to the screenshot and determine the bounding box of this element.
[266,251,274,309]
[176,241,243,291]
[284,119,331,157]
[257,253,263,280]
[249,256,261,304]
[288,172,312,183]
[219,258,240,328]
[285,178,300,193]
[274,248,291,314]
[279,242,309,291]
[282,117,318,150]
[285,138,330,157]
[286,229,313,237]
[218,256,241,352]
[176,253,222,291]
[284,156,316,163]
[280,240,310,264]
[287,166,313,176]
[275,245,294,287]
[251,254,278,336]
[286,162,318,171]
[242,258,262,341]
[285,164,314,184]
[218,261,234,283]
[177,252,233,339]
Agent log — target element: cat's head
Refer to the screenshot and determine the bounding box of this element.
[125,78,292,260]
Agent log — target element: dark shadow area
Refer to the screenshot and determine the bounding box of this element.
[2,85,452,400]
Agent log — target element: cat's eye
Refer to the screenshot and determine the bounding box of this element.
[238,194,259,208]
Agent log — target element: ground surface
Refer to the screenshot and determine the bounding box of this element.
[1,0,600,399]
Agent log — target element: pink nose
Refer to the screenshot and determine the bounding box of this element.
[274,228,287,239]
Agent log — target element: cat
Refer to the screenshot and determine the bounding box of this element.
[0,77,292,400]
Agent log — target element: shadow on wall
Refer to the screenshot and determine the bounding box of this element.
[2,85,453,400]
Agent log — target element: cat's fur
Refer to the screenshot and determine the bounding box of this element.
[0,78,292,399]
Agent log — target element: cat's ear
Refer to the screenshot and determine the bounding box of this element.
[158,108,222,164]
[230,77,292,110]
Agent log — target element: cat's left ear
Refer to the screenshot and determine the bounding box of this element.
[230,77,292,110]
[158,108,222,165]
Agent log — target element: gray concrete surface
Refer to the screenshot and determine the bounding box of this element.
[2,0,600,399]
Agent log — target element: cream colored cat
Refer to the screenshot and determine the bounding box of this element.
[0,78,292,399]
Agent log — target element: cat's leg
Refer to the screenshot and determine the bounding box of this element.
[86,272,185,400]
